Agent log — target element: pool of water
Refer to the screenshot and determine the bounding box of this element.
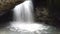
[0,23,60,34]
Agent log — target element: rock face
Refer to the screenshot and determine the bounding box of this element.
[34,8,49,22]
[32,0,48,22]
[0,0,24,11]
[47,0,60,28]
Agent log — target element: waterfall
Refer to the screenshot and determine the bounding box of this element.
[13,0,34,22]
[7,0,49,33]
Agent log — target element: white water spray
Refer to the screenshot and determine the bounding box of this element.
[8,0,49,33]
[13,0,34,22]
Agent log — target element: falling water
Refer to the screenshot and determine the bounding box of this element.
[7,0,50,34]
[13,0,34,22]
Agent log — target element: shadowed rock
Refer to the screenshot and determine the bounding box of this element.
[0,9,13,28]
